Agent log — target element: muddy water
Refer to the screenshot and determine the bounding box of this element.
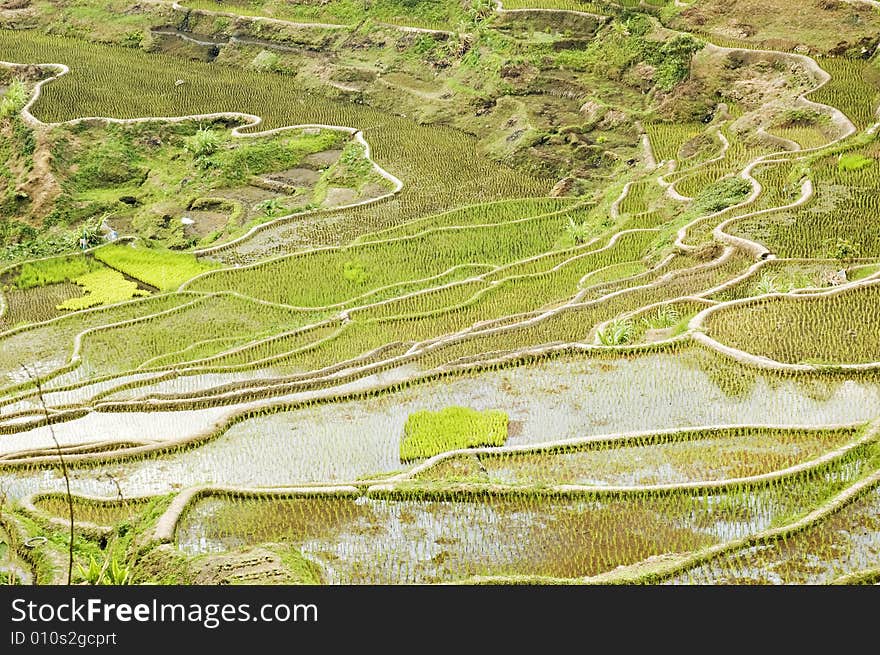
[1,349,878,500]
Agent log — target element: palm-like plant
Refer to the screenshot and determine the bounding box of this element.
[595,318,634,345]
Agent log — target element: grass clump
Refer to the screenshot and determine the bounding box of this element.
[401,406,508,461]
[94,244,219,291]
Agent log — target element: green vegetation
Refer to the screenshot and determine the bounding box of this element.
[693,176,752,213]
[1,0,879,587]
[0,79,27,119]
[838,153,874,173]
[94,244,220,291]
[401,407,508,461]
[57,267,150,311]
[417,427,860,486]
[10,255,101,290]
[184,0,475,31]
[705,283,880,365]
[595,317,634,345]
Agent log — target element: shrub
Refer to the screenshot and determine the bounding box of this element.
[824,237,861,260]
[401,407,508,461]
[184,128,221,159]
[565,216,592,244]
[641,305,681,330]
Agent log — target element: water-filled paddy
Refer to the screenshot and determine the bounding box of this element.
[176,460,866,583]
[669,483,880,585]
[2,350,878,500]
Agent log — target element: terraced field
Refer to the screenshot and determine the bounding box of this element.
[0,0,879,586]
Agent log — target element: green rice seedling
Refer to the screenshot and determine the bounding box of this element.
[0,284,86,330]
[175,455,862,584]
[704,282,880,365]
[837,153,874,173]
[10,256,102,290]
[359,198,579,243]
[729,145,880,259]
[645,121,710,165]
[188,208,585,307]
[76,293,317,375]
[400,406,508,461]
[768,126,831,151]
[670,480,880,585]
[0,294,190,390]
[94,244,220,291]
[33,494,147,526]
[57,268,150,311]
[810,57,880,131]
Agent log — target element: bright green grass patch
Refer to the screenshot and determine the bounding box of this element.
[57,268,149,311]
[11,255,102,290]
[838,153,875,172]
[849,264,880,282]
[401,406,508,462]
[94,245,220,291]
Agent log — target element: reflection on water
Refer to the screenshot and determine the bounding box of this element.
[1,349,878,500]
[176,459,863,583]
[669,483,880,585]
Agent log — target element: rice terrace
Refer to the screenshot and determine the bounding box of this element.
[0,0,878,587]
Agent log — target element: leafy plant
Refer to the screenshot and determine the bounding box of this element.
[824,237,861,260]
[250,50,280,72]
[77,552,131,585]
[694,176,752,213]
[754,274,792,295]
[255,197,285,217]
[342,259,368,285]
[641,305,681,330]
